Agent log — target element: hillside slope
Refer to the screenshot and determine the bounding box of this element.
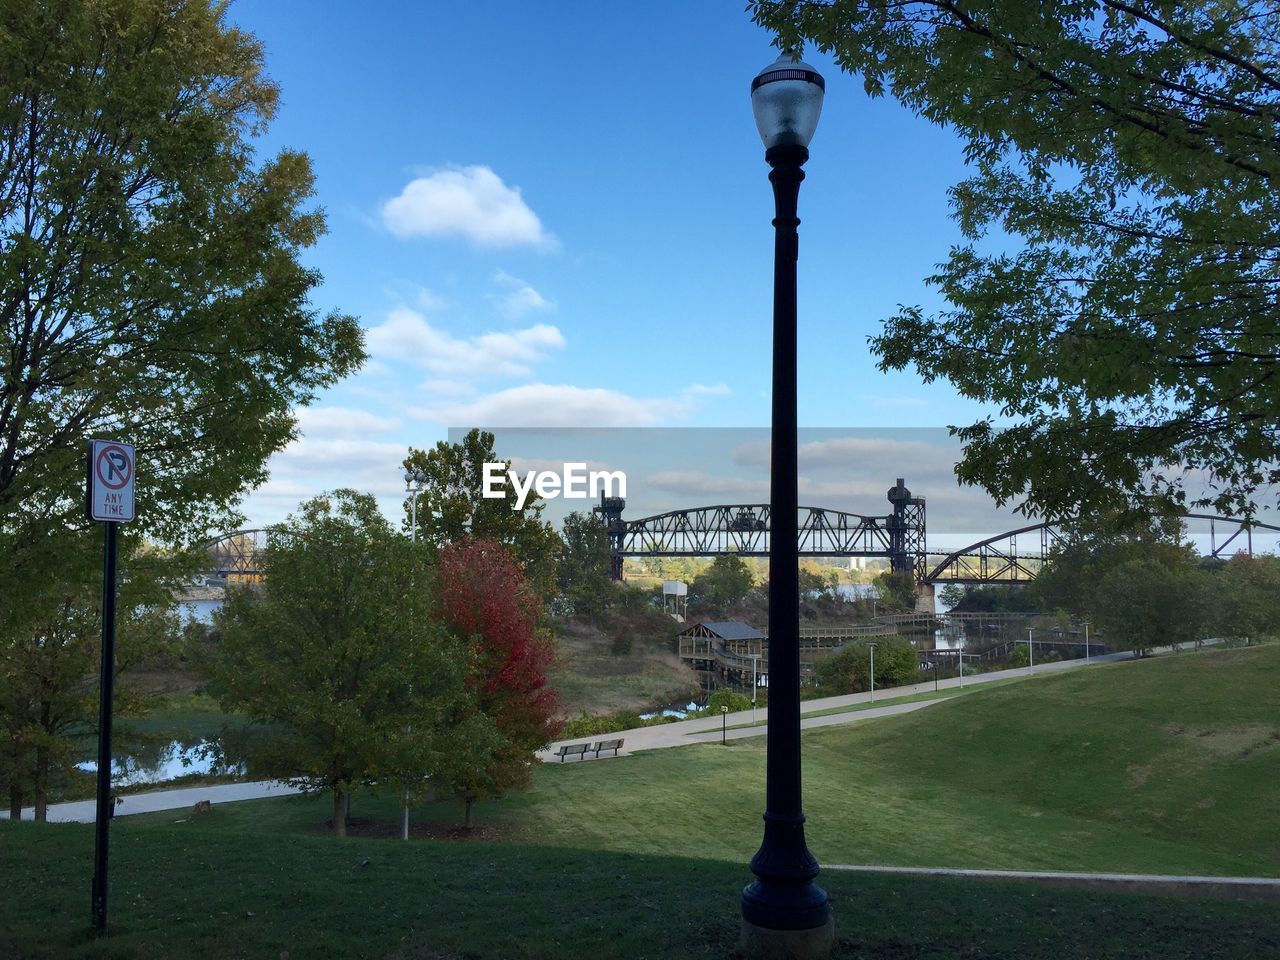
[515,644,1280,875]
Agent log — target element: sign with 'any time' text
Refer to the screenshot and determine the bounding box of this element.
[87,440,136,523]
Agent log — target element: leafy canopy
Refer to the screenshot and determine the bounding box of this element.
[0,0,363,629]
[403,429,561,598]
[435,539,561,828]
[556,510,614,617]
[753,1,1280,518]
[0,541,179,819]
[205,491,469,836]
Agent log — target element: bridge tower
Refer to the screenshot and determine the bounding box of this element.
[886,478,927,580]
[593,492,627,580]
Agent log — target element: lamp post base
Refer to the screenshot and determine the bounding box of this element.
[739,916,835,960]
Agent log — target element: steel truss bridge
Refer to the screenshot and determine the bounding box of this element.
[592,479,1280,585]
[200,480,1280,586]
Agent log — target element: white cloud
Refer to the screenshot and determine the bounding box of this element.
[366,307,566,378]
[420,378,477,397]
[294,406,397,439]
[271,437,408,496]
[683,383,732,397]
[239,434,414,527]
[380,166,554,249]
[493,285,554,319]
[409,382,726,428]
[646,471,768,499]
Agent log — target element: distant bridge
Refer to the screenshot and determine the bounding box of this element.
[200,482,1279,587]
[592,480,1279,585]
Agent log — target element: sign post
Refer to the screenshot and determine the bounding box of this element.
[86,440,135,935]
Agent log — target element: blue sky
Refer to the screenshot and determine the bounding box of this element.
[228,1,1001,530]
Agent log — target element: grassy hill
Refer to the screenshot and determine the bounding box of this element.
[4,644,1279,958]
[149,644,1279,877]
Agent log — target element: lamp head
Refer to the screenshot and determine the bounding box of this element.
[751,54,825,150]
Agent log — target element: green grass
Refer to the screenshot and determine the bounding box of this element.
[6,644,1280,958]
[3,818,1279,960]
[168,644,1279,877]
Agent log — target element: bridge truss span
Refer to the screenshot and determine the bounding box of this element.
[598,479,928,580]
[618,504,897,558]
[924,513,1280,584]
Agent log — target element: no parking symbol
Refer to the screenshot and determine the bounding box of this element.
[86,440,135,522]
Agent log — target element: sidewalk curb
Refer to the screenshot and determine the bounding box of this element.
[825,863,1280,901]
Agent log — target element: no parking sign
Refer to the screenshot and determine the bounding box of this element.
[86,440,135,523]
[84,437,135,932]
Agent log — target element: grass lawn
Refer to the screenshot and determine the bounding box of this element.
[5,645,1279,958]
[3,818,1279,960]
[130,644,1280,879]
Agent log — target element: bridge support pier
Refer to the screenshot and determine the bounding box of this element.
[914,582,936,615]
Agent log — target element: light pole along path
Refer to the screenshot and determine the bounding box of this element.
[741,51,833,956]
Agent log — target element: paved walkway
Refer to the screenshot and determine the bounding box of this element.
[825,864,1280,901]
[1,779,301,824]
[537,643,1150,761]
[6,640,1217,824]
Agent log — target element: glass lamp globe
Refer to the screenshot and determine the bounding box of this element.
[751,54,825,149]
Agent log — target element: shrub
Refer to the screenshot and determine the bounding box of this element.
[706,689,752,714]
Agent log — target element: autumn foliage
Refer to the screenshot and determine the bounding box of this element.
[436,539,562,825]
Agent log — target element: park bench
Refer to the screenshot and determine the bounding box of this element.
[591,739,624,758]
[554,743,591,762]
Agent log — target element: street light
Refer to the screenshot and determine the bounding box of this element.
[1027,628,1035,672]
[741,53,833,954]
[401,468,426,841]
[749,653,762,726]
[868,642,877,704]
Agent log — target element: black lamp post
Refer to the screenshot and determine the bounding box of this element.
[740,54,833,954]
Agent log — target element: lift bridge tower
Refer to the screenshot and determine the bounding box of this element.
[887,477,927,581]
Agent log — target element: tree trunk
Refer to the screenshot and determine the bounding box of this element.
[9,783,21,821]
[463,795,474,831]
[33,745,47,823]
[333,789,346,838]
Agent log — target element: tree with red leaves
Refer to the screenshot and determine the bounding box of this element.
[436,539,562,828]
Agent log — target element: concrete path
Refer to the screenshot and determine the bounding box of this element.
[537,641,1161,761]
[825,863,1280,901]
[5,639,1221,824]
[1,779,301,824]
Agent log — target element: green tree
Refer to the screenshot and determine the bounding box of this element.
[753,1,1280,518]
[403,430,560,598]
[1032,512,1196,616]
[691,554,756,614]
[205,491,469,837]
[1092,559,1208,657]
[435,539,561,829]
[814,636,915,696]
[799,563,839,600]
[1218,554,1280,644]
[874,570,918,611]
[0,547,178,820]
[0,0,363,635]
[706,689,752,714]
[557,511,613,617]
